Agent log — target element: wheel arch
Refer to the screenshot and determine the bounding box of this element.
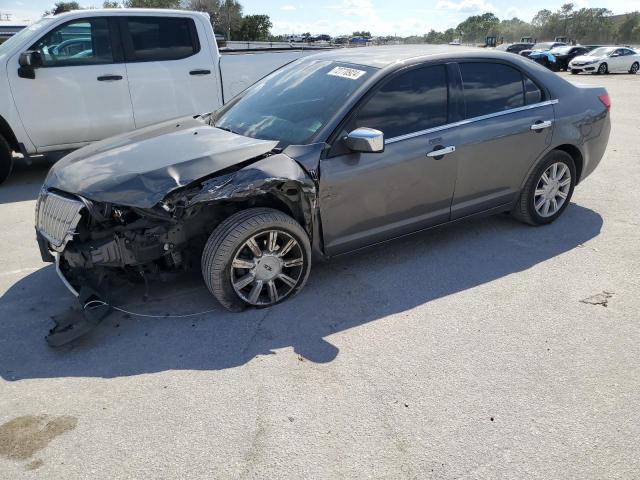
[0,114,19,151]
[553,144,584,184]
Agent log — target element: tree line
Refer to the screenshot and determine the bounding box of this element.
[420,4,640,45]
[44,0,273,41]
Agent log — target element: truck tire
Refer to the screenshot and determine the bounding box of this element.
[201,208,312,311]
[511,150,576,226]
[0,135,13,185]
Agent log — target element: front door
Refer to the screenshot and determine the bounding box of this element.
[449,61,554,218]
[319,64,457,255]
[8,17,134,150]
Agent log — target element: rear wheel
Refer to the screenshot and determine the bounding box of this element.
[512,150,576,226]
[201,208,311,311]
[0,135,13,185]
[597,62,608,75]
[630,62,639,74]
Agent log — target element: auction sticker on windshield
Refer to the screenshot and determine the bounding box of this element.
[328,66,367,80]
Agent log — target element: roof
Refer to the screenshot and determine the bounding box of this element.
[302,44,519,68]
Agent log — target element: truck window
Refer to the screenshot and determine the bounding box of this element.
[29,18,113,67]
[354,65,449,139]
[460,62,527,118]
[123,17,199,62]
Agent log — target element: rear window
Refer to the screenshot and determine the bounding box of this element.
[460,62,542,118]
[124,17,198,62]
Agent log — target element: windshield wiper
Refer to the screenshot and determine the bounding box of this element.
[216,125,238,135]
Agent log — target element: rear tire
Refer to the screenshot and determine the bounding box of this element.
[597,63,608,75]
[201,208,311,311]
[630,62,639,74]
[511,150,576,226]
[0,135,13,185]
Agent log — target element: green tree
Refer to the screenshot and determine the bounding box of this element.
[44,1,80,15]
[103,1,121,7]
[456,12,499,43]
[615,12,640,43]
[352,31,371,37]
[236,14,272,41]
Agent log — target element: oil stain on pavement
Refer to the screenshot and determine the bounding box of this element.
[0,414,77,465]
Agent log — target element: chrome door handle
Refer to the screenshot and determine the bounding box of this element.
[426,145,456,158]
[531,120,553,130]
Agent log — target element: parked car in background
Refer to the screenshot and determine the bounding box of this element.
[569,46,640,74]
[35,46,611,336]
[549,45,591,71]
[496,42,534,54]
[0,8,326,184]
[519,41,566,58]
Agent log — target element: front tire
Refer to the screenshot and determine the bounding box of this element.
[0,135,13,185]
[597,62,608,75]
[512,150,576,226]
[630,62,639,74]
[201,208,311,311]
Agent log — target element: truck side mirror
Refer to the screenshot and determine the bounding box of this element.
[18,51,43,79]
[344,127,385,153]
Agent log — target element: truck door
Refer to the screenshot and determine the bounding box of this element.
[7,17,135,150]
[120,15,222,129]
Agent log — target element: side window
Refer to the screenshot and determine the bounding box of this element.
[354,65,448,139]
[124,17,198,62]
[29,18,113,67]
[524,76,542,105]
[460,62,525,118]
[612,49,624,56]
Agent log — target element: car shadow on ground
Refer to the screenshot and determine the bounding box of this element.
[0,204,602,381]
[0,157,54,204]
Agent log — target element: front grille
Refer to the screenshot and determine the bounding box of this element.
[36,190,84,250]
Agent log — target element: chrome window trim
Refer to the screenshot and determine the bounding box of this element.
[385,99,559,145]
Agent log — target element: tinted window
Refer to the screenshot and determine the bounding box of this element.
[460,63,525,118]
[355,65,448,138]
[30,18,113,67]
[524,76,542,105]
[125,17,197,61]
[215,61,375,147]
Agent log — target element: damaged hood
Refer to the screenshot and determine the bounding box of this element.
[44,116,278,208]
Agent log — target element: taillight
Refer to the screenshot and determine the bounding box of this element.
[598,93,611,111]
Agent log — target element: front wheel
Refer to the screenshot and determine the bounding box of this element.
[201,208,311,311]
[597,63,608,75]
[630,62,639,74]
[511,150,576,226]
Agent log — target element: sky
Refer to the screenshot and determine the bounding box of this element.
[0,0,638,36]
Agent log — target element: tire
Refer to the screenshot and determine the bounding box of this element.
[201,207,312,311]
[597,62,608,75]
[570,69,579,74]
[0,135,13,185]
[511,150,577,226]
[630,62,639,74]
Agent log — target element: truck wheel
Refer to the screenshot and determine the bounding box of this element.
[511,150,576,226]
[0,135,13,185]
[201,208,311,311]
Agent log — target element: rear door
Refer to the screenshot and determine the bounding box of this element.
[448,61,554,219]
[8,16,134,149]
[319,64,458,255]
[120,15,221,129]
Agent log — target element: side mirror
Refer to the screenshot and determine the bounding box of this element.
[18,51,43,79]
[344,127,384,153]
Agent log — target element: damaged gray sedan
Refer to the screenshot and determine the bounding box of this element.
[36,46,611,322]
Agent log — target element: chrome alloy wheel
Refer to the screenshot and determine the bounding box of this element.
[230,229,305,306]
[534,162,572,218]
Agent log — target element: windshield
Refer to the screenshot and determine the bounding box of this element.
[214,60,376,147]
[532,42,554,51]
[587,47,615,56]
[0,18,55,56]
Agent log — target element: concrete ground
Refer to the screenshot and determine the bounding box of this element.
[0,72,638,479]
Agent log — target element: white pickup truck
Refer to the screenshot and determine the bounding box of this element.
[0,8,325,183]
